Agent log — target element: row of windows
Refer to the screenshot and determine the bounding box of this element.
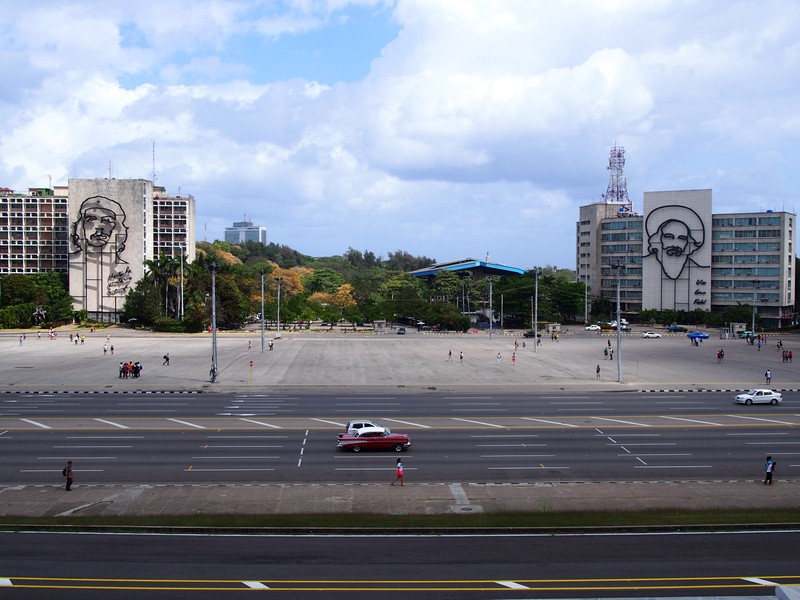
[713,230,782,239]
[601,290,642,299]
[712,255,780,264]
[712,216,783,227]
[711,292,781,302]
[601,232,643,242]
[0,198,68,206]
[602,220,643,230]
[711,242,781,252]
[711,280,780,290]
[0,268,68,274]
[601,279,642,287]
[711,267,781,277]
[0,254,69,260]
[602,244,643,253]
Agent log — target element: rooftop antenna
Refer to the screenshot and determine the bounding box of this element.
[601,143,632,214]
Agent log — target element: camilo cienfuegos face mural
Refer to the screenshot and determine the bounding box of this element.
[644,204,710,309]
[70,196,132,295]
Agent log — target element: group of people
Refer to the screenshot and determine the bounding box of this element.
[119,361,143,378]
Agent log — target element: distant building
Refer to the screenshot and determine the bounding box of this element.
[225,220,267,245]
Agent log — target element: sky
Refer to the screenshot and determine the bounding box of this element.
[2,0,799,271]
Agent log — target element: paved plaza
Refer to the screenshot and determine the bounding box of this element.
[1,325,798,518]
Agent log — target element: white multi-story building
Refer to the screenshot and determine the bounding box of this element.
[0,179,196,323]
[224,220,267,245]
[577,189,795,328]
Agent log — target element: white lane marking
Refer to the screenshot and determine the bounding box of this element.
[498,581,530,589]
[167,418,205,429]
[596,433,661,437]
[634,465,712,468]
[660,416,721,426]
[207,435,288,439]
[20,419,50,429]
[453,418,506,428]
[93,418,129,429]
[480,454,555,458]
[185,468,275,472]
[243,581,269,589]
[607,443,676,447]
[334,467,415,471]
[727,432,788,436]
[37,456,116,460]
[476,444,546,448]
[311,418,346,427]
[520,417,578,428]
[53,446,132,449]
[239,418,282,429]
[489,466,570,470]
[742,577,777,586]
[727,415,794,425]
[204,445,283,449]
[67,436,144,439]
[594,417,651,427]
[21,469,104,473]
[0,430,8,436]
[745,441,800,445]
[619,453,691,457]
[191,456,280,460]
[381,418,431,428]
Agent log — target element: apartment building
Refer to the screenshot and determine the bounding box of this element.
[577,189,796,328]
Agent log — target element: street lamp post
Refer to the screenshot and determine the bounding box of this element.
[274,276,283,339]
[534,270,539,354]
[260,271,265,353]
[210,262,218,383]
[611,259,624,383]
[487,277,493,340]
[751,279,759,333]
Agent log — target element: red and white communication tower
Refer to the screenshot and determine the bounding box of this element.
[601,144,633,215]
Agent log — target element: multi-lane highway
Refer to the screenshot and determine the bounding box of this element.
[1,391,797,484]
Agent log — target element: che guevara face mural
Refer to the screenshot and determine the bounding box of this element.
[70,196,132,295]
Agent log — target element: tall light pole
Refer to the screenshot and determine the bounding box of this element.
[179,244,185,321]
[751,279,759,333]
[274,276,283,339]
[210,262,218,383]
[260,270,265,352]
[487,277,493,340]
[611,259,624,383]
[534,270,539,354]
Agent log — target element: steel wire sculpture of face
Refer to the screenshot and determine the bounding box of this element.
[645,206,705,280]
[71,196,129,264]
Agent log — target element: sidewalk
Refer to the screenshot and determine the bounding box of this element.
[1,479,797,518]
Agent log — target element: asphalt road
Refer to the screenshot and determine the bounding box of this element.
[2,390,797,484]
[3,530,799,598]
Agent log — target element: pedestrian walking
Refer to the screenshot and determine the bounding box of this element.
[765,369,772,385]
[447,349,453,362]
[459,351,463,363]
[596,364,600,379]
[609,349,613,360]
[110,344,114,355]
[162,353,170,366]
[511,352,516,366]
[63,460,73,491]
[789,350,793,363]
[38,331,41,340]
[103,343,108,355]
[764,457,775,486]
[391,458,404,486]
[496,352,502,364]
[248,340,252,351]
[603,347,608,359]
[268,339,274,351]
[757,340,761,351]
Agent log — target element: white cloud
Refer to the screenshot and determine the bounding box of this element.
[1,0,799,268]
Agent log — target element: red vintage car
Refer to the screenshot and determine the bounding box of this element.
[337,427,411,453]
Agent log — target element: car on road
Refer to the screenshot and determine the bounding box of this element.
[641,331,661,338]
[734,389,782,405]
[667,324,688,333]
[397,327,406,335]
[585,324,601,331]
[340,420,390,437]
[738,330,754,338]
[337,427,411,452]
[687,331,710,340]
[523,330,540,338]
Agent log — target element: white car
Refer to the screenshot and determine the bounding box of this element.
[585,324,601,331]
[641,331,661,338]
[339,420,390,437]
[734,389,782,405]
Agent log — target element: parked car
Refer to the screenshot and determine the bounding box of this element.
[339,420,390,438]
[585,324,601,331]
[687,331,710,340]
[523,331,540,338]
[667,325,688,333]
[734,389,782,405]
[641,331,661,338]
[337,427,411,452]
